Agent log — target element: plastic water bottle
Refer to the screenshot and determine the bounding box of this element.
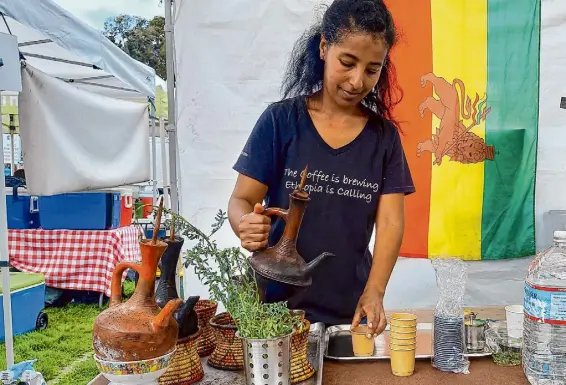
[523,231,566,384]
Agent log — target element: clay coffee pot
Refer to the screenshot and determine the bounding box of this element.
[93,199,183,362]
[155,227,200,339]
[248,165,334,290]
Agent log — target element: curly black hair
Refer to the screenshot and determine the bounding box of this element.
[281,0,403,125]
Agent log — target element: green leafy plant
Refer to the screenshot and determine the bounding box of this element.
[161,208,301,339]
[492,351,522,366]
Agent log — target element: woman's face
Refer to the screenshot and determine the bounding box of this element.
[320,32,388,109]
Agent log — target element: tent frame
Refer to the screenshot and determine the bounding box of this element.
[0,0,165,370]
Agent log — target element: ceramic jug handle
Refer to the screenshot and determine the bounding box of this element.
[110,262,141,306]
[263,207,288,221]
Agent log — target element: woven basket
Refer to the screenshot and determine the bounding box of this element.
[195,299,218,357]
[207,312,244,371]
[158,328,204,385]
[291,319,315,384]
[291,309,306,321]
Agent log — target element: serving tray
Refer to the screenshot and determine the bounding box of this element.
[324,323,491,361]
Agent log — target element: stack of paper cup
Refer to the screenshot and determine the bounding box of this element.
[389,313,417,376]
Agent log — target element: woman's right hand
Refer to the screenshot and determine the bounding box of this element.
[239,203,271,252]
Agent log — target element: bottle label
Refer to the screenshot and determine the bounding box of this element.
[524,283,566,324]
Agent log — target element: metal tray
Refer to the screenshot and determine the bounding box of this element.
[324,323,491,361]
[89,322,326,385]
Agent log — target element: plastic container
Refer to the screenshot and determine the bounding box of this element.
[138,191,154,218]
[5,187,39,229]
[120,192,133,227]
[38,192,121,230]
[0,272,47,341]
[523,230,566,384]
[485,321,522,367]
[106,187,134,227]
[110,192,121,228]
[431,258,470,374]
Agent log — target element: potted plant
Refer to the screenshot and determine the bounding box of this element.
[164,209,301,384]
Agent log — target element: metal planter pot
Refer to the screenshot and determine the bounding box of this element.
[238,332,293,385]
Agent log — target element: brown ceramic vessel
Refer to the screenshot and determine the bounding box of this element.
[248,165,333,287]
[93,238,183,362]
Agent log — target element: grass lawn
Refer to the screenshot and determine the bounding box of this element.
[0,281,135,384]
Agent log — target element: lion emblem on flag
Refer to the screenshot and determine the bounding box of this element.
[416,72,494,165]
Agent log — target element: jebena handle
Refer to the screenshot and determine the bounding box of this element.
[110,262,141,306]
[263,207,288,221]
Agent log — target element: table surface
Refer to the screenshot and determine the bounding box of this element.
[322,306,529,385]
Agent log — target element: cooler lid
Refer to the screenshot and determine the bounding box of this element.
[4,187,30,196]
[0,272,45,294]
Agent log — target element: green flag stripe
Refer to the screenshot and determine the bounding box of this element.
[481,0,540,259]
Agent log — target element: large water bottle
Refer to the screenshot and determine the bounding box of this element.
[523,231,566,384]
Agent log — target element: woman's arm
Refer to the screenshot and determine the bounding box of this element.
[352,192,405,336]
[228,173,271,251]
[366,192,405,298]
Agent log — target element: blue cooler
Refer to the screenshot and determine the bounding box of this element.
[38,191,121,230]
[5,187,40,229]
[0,272,47,341]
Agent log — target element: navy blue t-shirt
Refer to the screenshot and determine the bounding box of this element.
[233,96,415,325]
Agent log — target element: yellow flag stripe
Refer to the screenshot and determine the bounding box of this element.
[428,0,487,260]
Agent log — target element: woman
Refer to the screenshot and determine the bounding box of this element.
[228,0,414,337]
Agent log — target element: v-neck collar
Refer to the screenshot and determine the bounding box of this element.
[301,97,371,156]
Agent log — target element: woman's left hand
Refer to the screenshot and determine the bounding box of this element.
[352,290,387,338]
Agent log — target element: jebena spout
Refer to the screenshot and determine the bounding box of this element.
[177,295,200,320]
[304,252,334,275]
[175,295,200,338]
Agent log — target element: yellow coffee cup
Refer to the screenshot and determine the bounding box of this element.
[389,330,417,340]
[390,347,416,377]
[350,325,375,357]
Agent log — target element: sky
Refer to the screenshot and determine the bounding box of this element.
[52,0,163,29]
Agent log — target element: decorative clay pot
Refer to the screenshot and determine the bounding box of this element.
[93,239,183,362]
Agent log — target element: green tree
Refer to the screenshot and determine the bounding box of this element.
[103,15,166,79]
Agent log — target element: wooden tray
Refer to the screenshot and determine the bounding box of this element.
[324,323,491,361]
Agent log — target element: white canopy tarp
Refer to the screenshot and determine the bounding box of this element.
[0,0,159,371]
[0,0,156,99]
[19,64,151,195]
[174,0,565,310]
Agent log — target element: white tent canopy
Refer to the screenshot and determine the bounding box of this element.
[0,0,161,371]
[0,0,156,99]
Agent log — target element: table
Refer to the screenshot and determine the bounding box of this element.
[322,307,529,385]
[7,226,140,297]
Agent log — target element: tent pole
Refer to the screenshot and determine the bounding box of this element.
[150,107,158,206]
[0,98,15,368]
[9,115,15,175]
[165,0,179,215]
[9,131,14,175]
[160,117,170,211]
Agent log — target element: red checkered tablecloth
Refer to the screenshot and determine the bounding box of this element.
[8,225,141,297]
